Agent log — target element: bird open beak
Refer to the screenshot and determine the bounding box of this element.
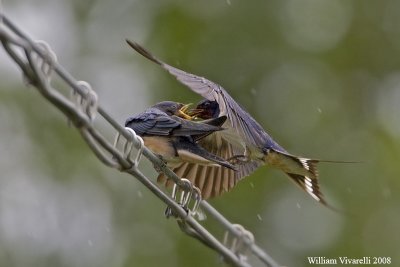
[178,103,194,120]
[186,108,203,117]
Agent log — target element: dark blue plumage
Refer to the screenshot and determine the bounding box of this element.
[126,40,337,204]
[124,101,236,175]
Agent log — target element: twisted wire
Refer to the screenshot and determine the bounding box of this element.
[0,13,280,267]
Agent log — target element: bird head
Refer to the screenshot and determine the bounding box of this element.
[189,99,220,119]
[152,101,194,119]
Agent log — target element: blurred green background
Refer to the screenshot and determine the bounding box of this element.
[1,0,399,266]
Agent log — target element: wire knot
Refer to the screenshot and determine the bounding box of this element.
[70,81,98,122]
[165,178,203,219]
[113,127,144,169]
[223,224,255,262]
[23,40,57,86]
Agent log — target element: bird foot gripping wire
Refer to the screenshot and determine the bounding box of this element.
[223,224,255,262]
[165,178,203,220]
[113,127,144,169]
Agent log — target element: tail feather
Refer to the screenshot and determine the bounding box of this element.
[264,149,319,178]
[286,172,346,212]
[285,173,327,205]
[265,148,346,209]
[288,155,319,179]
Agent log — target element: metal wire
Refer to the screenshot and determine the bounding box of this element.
[0,13,280,267]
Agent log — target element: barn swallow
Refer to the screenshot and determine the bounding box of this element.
[124,101,236,172]
[126,40,345,206]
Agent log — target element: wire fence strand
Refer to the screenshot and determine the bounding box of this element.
[0,13,280,267]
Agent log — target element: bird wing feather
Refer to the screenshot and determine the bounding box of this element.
[125,109,223,138]
[127,40,266,183]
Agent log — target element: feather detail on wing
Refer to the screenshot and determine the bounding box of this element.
[157,131,260,199]
[126,40,283,153]
[127,40,268,197]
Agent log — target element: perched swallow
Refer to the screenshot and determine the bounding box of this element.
[126,40,341,205]
[125,101,236,172]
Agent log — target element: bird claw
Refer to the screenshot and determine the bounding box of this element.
[153,155,167,173]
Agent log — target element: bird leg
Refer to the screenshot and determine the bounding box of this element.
[227,154,250,165]
[152,155,168,173]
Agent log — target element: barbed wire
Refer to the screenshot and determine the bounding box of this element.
[0,13,280,267]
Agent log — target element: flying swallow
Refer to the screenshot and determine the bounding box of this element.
[126,40,343,206]
[124,101,236,172]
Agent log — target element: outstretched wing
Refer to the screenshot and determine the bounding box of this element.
[127,41,344,208]
[126,40,282,151]
[127,40,275,185]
